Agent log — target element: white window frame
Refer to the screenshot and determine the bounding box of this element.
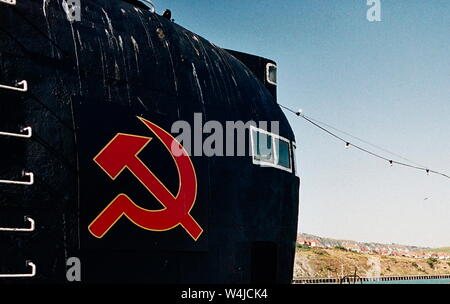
[250,126,292,173]
[292,142,299,177]
[266,63,277,86]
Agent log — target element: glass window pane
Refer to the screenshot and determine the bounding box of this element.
[253,130,274,163]
[276,139,291,169]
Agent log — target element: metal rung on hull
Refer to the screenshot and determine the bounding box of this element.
[0,172,34,186]
[0,127,32,138]
[0,80,27,92]
[0,217,35,232]
[0,261,36,278]
[0,0,16,6]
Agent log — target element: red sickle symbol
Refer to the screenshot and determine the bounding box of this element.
[88,117,203,241]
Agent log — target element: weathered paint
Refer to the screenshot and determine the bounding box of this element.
[0,0,299,283]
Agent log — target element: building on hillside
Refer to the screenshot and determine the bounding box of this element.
[297,238,324,248]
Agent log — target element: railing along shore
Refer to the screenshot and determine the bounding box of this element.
[293,274,450,284]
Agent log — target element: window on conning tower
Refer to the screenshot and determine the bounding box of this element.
[250,126,292,173]
[266,63,277,85]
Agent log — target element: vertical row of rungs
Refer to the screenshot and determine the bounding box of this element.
[0,79,36,278]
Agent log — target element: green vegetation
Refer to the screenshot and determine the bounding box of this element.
[334,246,348,251]
[296,243,311,250]
[412,262,419,268]
[322,265,335,272]
[427,257,438,269]
[313,249,329,256]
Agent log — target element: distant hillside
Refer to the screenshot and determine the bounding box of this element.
[427,248,450,253]
[294,247,450,279]
[298,233,430,252]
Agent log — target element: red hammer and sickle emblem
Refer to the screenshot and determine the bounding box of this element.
[88,117,203,241]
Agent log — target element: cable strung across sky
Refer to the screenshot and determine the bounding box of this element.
[278,104,450,181]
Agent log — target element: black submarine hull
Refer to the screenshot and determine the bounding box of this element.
[0,0,299,283]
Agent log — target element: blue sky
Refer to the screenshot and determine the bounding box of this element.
[155,0,450,247]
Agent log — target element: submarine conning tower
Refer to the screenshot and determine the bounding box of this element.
[0,0,299,283]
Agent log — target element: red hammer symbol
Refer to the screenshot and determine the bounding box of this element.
[88,117,203,241]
